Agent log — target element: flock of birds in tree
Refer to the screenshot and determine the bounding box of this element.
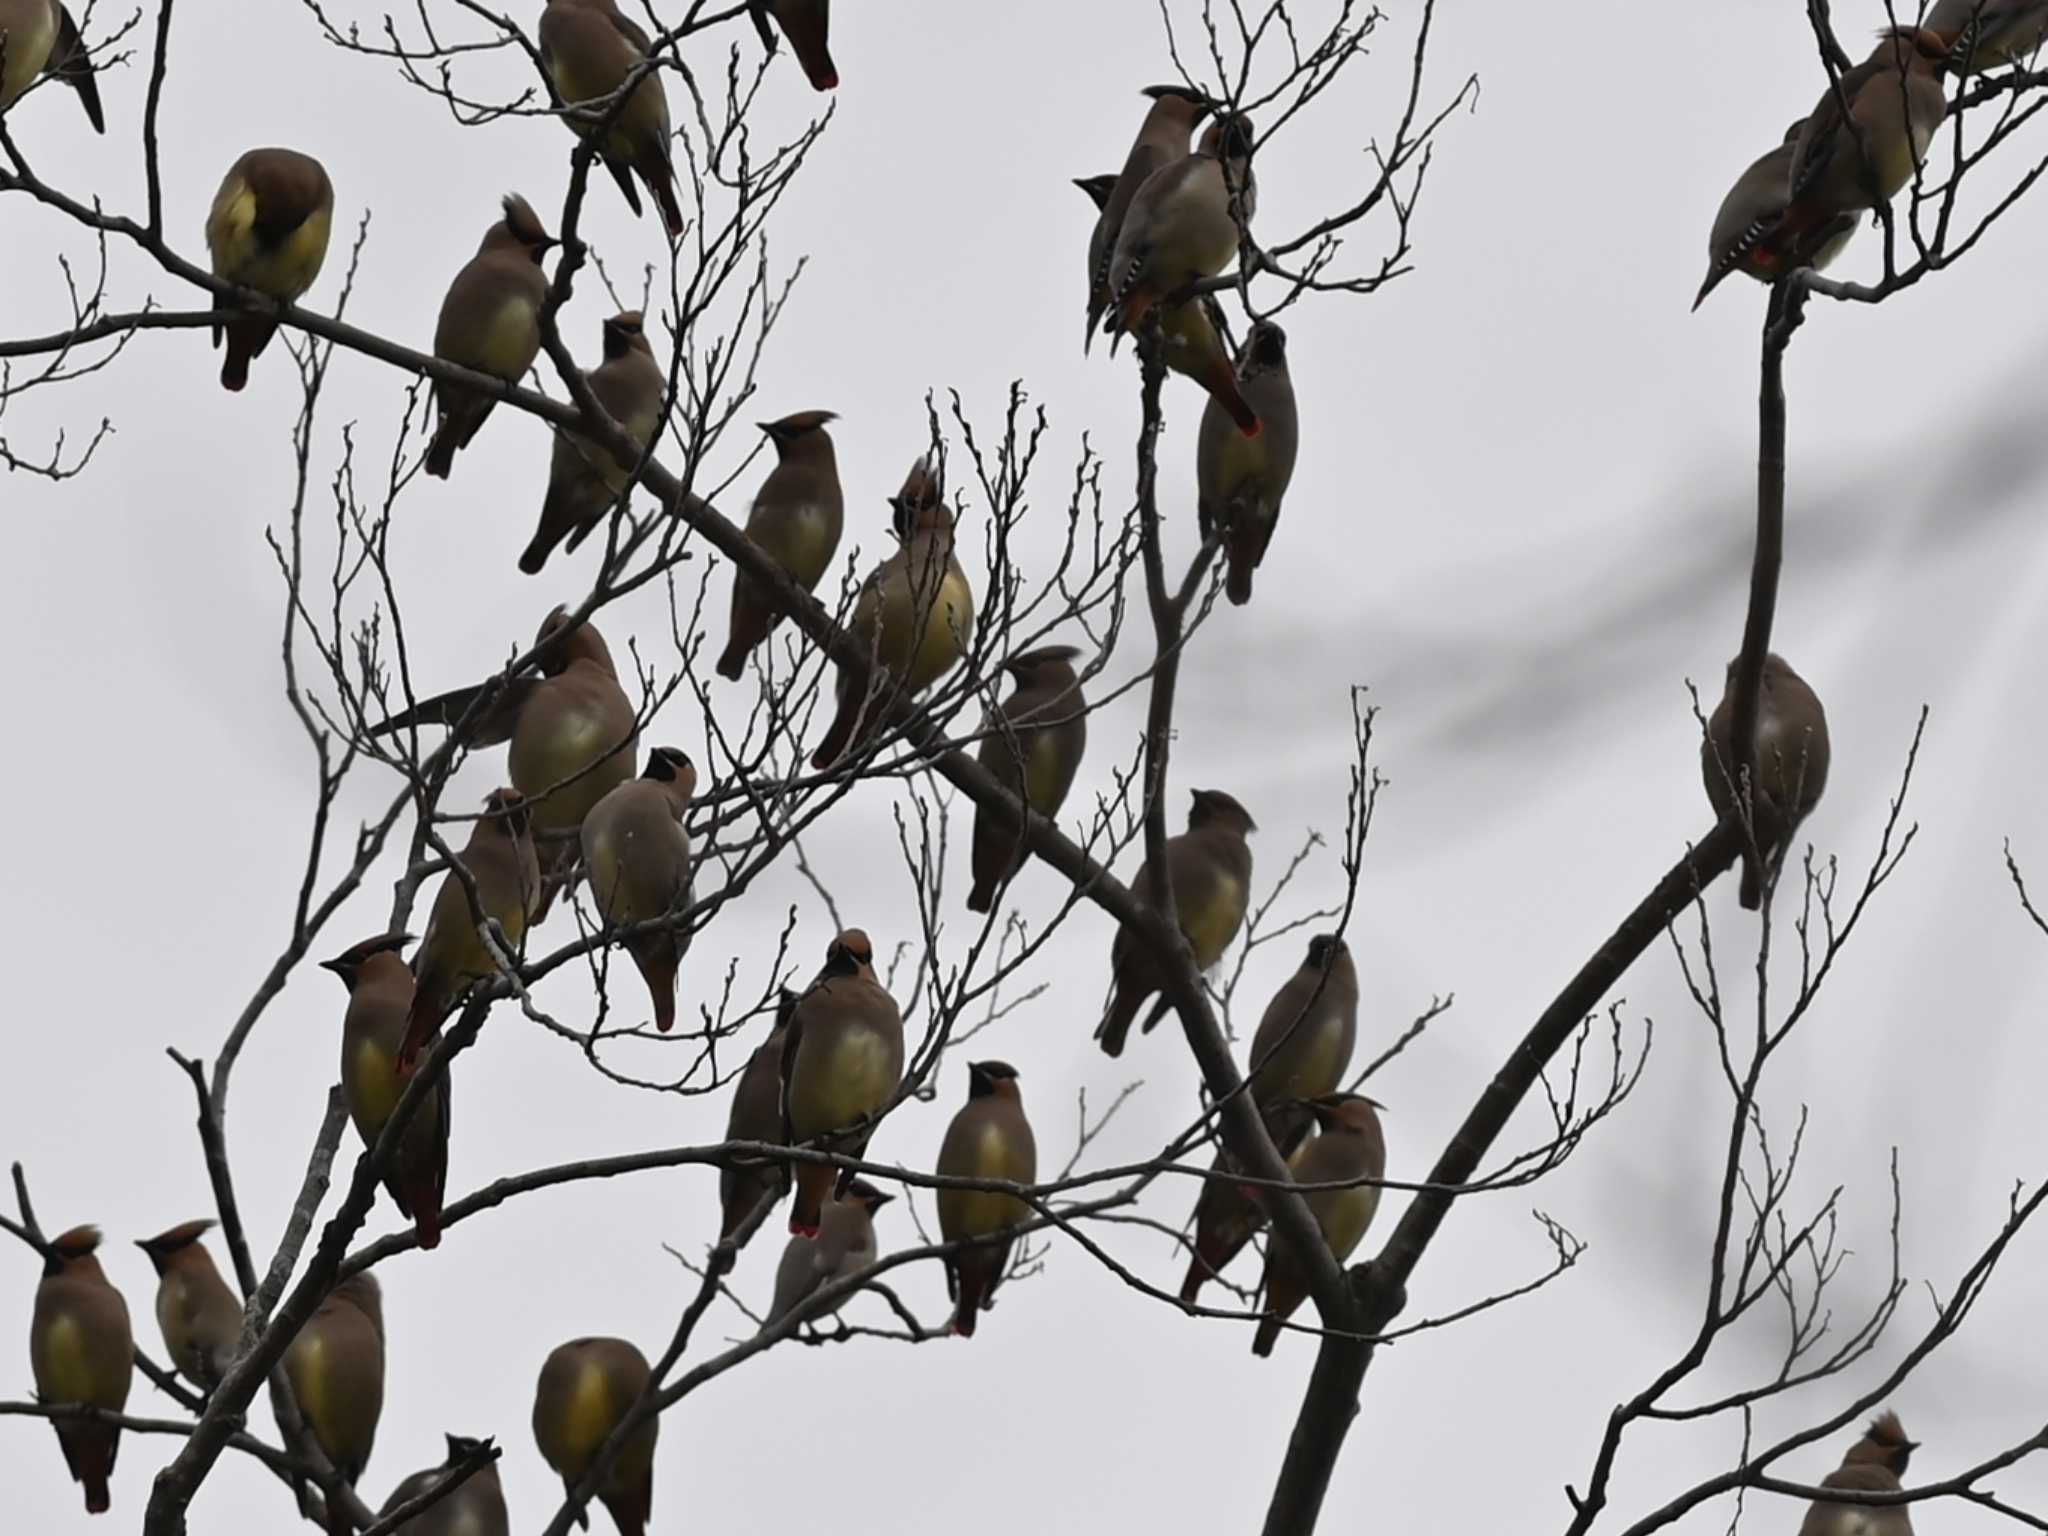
[9,0,2042,1531]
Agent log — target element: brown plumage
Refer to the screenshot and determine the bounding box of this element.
[1246,934,1358,1114]
[399,789,541,1072]
[539,0,683,235]
[1252,1094,1386,1357]
[521,310,666,574]
[1932,0,2048,73]
[810,459,975,768]
[1748,29,1949,282]
[322,933,451,1248]
[0,1,104,132]
[1796,1411,1918,1536]
[968,644,1088,912]
[1096,788,1257,1058]
[779,929,906,1235]
[1694,121,1857,310]
[424,194,555,479]
[283,1272,385,1506]
[580,747,697,1033]
[717,990,796,1259]
[751,0,836,90]
[373,607,639,926]
[717,409,844,680]
[1196,320,1297,604]
[204,148,336,391]
[135,1220,242,1391]
[29,1225,133,1514]
[1702,652,1831,910]
[1179,1102,1315,1304]
[1083,86,1213,350]
[1103,112,1256,346]
[532,1337,657,1536]
[377,1433,510,1536]
[935,1061,1038,1337]
[764,1179,890,1328]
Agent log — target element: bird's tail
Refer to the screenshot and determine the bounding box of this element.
[790,1162,831,1236]
[423,422,459,480]
[1251,1316,1281,1357]
[1207,372,1262,438]
[648,163,686,240]
[810,679,862,769]
[220,316,276,392]
[1095,983,1146,1059]
[1180,1253,1214,1304]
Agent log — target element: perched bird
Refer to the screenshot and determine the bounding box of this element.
[1931,0,2048,72]
[1796,1412,1918,1536]
[204,148,336,391]
[763,1179,892,1329]
[1103,112,1257,345]
[1748,28,1949,280]
[781,929,905,1235]
[580,746,697,1033]
[282,1272,386,1507]
[750,0,836,91]
[717,990,796,1255]
[1702,652,1831,911]
[377,1433,510,1536]
[935,1061,1038,1338]
[0,0,102,131]
[29,1225,133,1514]
[532,1337,657,1536]
[1246,934,1358,1113]
[134,1220,242,1391]
[321,933,451,1249]
[399,789,541,1071]
[968,644,1088,913]
[1694,121,1858,309]
[539,0,683,235]
[521,310,667,574]
[1179,1103,1316,1305]
[717,409,844,680]
[423,194,555,480]
[1083,86,1213,349]
[1252,1094,1386,1357]
[373,606,638,924]
[810,458,975,768]
[1197,320,1297,604]
[1096,788,1257,1058]
[1078,180,1263,431]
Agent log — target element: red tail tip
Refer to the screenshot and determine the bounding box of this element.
[789,1219,820,1239]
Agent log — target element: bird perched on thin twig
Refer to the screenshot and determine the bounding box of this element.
[968,645,1088,913]
[1083,87,1214,349]
[29,1225,133,1514]
[424,195,555,479]
[580,746,697,1034]
[539,0,684,236]
[135,1220,242,1392]
[1252,1094,1385,1357]
[1702,652,1830,911]
[781,929,905,1236]
[532,1337,657,1536]
[1103,112,1257,347]
[1197,320,1297,605]
[204,149,335,390]
[1694,121,1858,309]
[936,1061,1038,1337]
[1796,1411,1918,1536]
[763,1179,891,1329]
[718,410,844,680]
[377,1433,509,1536]
[521,310,666,574]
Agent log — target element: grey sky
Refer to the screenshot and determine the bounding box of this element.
[6,1,2048,1531]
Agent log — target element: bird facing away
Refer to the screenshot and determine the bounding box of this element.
[1748,29,1949,281]
[1702,652,1831,911]
[718,989,797,1258]
[780,929,906,1235]
[0,1,102,131]
[1252,1094,1386,1357]
[521,310,667,574]
[1096,788,1257,1058]
[1197,320,1297,605]
[373,606,639,923]
[376,1433,510,1536]
[424,194,555,479]
[204,148,335,391]
[1083,86,1213,349]
[1247,933,1359,1114]
[135,1219,242,1392]
[968,644,1088,912]
[399,789,541,1072]
[29,1225,133,1514]
[538,0,683,236]
[751,0,836,90]
[283,1272,386,1498]
[764,1179,892,1329]
[532,1337,658,1536]
[1179,1101,1316,1305]
[718,409,845,680]
[935,1060,1039,1338]
[1930,0,2048,73]
[321,933,451,1249]
[810,458,976,768]
[580,746,697,1033]
[1796,1411,1918,1536]
[1103,111,1257,345]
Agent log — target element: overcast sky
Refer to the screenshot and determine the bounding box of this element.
[6,1,2048,1531]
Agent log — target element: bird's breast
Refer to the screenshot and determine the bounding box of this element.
[1184,875,1245,969]
[34,1313,98,1402]
[0,7,57,106]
